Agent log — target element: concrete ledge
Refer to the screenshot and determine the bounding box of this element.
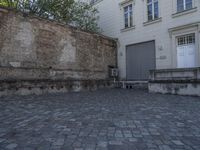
[0,66,106,80]
[149,82,200,97]
[0,79,114,97]
[149,67,200,96]
[172,7,197,18]
[143,18,162,26]
[120,26,135,32]
[149,79,200,83]
[149,67,200,81]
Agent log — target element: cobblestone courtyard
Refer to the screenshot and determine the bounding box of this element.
[0,89,200,150]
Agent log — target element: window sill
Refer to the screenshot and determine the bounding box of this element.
[143,18,162,26]
[172,7,197,18]
[120,26,135,32]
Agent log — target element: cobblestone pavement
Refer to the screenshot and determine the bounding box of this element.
[0,89,200,150]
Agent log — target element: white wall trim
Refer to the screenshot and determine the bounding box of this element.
[143,17,162,26]
[169,22,200,37]
[169,22,200,68]
[172,7,197,18]
[119,0,134,7]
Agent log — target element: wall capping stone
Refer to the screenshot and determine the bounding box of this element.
[0,8,8,13]
[0,6,117,42]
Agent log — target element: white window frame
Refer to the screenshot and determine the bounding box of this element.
[177,33,195,46]
[147,0,159,21]
[177,0,193,12]
[123,4,133,28]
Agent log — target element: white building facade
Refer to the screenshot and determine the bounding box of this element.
[91,0,200,80]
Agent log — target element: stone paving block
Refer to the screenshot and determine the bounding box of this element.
[172,140,184,146]
[159,145,172,150]
[108,140,123,145]
[73,141,82,147]
[0,89,200,150]
[5,143,18,149]
[85,145,96,150]
[114,130,123,138]
[128,138,138,142]
[0,138,5,143]
[74,148,84,150]
[53,138,65,146]
[97,141,108,147]
[123,130,132,135]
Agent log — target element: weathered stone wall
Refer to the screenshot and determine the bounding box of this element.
[148,68,200,96]
[0,7,117,96]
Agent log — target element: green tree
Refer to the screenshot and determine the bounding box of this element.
[71,1,99,32]
[0,0,18,7]
[0,0,99,32]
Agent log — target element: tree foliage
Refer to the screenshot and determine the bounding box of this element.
[0,0,99,32]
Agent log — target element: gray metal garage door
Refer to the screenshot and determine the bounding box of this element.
[126,41,155,80]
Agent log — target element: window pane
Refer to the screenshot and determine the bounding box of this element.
[124,4,133,28]
[177,34,195,46]
[147,0,152,4]
[148,15,153,21]
[187,34,195,44]
[147,4,152,21]
[129,4,132,11]
[129,5,133,27]
[124,5,128,28]
[181,37,184,45]
[129,11,133,27]
[177,0,184,12]
[124,13,128,28]
[186,0,192,10]
[124,6,128,13]
[154,1,159,19]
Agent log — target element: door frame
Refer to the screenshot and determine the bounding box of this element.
[126,40,156,81]
[176,33,196,68]
[169,23,200,68]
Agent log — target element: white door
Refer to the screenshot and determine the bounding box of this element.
[177,34,196,68]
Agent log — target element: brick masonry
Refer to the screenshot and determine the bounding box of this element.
[0,7,117,96]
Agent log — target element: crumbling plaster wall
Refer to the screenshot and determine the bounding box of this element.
[0,7,117,81]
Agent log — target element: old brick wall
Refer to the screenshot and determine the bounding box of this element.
[0,7,117,96]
